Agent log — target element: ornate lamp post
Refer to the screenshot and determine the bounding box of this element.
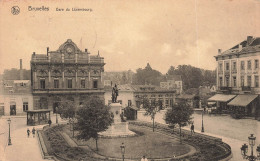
[7,118,12,145]
[120,142,125,161]
[240,134,260,161]
[201,110,204,132]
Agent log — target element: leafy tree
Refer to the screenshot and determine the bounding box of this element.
[164,102,193,144]
[142,98,160,132]
[75,96,113,151]
[59,100,76,137]
[133,63,162,85]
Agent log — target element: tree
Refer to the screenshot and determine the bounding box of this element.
[59,100,76,137]
[75,96,113,151]
[142,98,160,132]
[133,63,162,85]
[164,102,193,144]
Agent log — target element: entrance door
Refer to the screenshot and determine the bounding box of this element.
[10,105,16,115]
[53,102,60,113]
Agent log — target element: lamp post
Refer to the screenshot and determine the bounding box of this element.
[201,110,204,132]
[240,134,260,161]
[7,118,12,145]
[120,142,125,161]
[55,107,58,124]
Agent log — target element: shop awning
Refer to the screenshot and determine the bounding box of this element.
[208,94,236,102]
[227,95,258,107]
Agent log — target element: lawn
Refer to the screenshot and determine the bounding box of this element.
[64,124,192,160]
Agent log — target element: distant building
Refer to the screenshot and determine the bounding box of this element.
[103,70,134,86]
[160,75,183,94]
[0,80,33,116]
[104,84,176,110]
[209,36,260,118]
[31,39,105,112]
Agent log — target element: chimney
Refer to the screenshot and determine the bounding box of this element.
[218,49,222,55]
[20,59,23,80]
[85,49,88,53]
[247,36,253,46]
[47,47,49,56]
[33,52,35,55]
[238,44,242,51]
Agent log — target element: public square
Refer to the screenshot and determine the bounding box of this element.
[0,112,259,161]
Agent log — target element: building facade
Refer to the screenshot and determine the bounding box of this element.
[31,39,105,111]
[0,80,33,116]
[211,36,260,117]
[160,75,183,94]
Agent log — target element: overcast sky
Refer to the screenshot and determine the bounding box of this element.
[0,0,260,74]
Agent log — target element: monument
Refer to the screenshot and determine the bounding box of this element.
[99,84,135,137]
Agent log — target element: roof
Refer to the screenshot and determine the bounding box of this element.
[176,94,196,99]
[26,109,51,113]
[227,95,258,107]
[208,94,236,102]
[166,75,182,81]
[131,85,175,93]
[219,37,260,56]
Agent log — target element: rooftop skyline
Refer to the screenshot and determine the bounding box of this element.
[0,0,260,74]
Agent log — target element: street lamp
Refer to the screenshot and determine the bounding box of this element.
[240,134,260,161]
[55,107,58,124]
[120,142,125,161]
[201,110,204,132]
[7,118,12,145]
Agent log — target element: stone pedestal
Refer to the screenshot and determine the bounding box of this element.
[99,103,135,138]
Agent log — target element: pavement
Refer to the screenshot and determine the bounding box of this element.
[0,115,64,161]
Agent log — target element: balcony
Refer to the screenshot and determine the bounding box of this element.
[219,86,232,91]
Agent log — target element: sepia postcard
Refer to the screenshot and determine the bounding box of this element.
[0,0,260,161]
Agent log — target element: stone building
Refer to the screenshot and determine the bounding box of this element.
[209,36,260,117]
[0,80,33,116]
[31,39,105,112]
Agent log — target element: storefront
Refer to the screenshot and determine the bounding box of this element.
[227,95,259,117]
[26,109,51,126]
[207,94,236,112]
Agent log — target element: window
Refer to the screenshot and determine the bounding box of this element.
[233,76,237,87]
[67,79,72,88]
[219,62,223,71]
[241,61,245,70]
[219,77,223,87]
[81,80,85,88]
[225,76,229,87]
[255,76,259,87]
[248,60,252,70]
[255,60,259,69]
[93,80,98,88]
[128,100,132,106]
[165,99,169,106]
[232,62,237,70]
[241,76,244,87]
[54,79,59,88]
[23,102,28,111]
[40,79,45,89]
[170,99,173,107]
[225,62,229,71]
[247,76,251,87]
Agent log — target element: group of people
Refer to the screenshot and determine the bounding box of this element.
[27,127,36,138]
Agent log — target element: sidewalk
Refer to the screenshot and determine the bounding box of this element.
[2,124,50,161]
[0,115,64,161]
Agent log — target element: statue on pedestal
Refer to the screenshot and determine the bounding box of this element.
[112,84,118,103]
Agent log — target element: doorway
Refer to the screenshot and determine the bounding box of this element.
[10,105,16,115]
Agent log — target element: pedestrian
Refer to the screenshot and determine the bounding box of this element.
[141,156,148,161]
[32,127,36,138]
[48,119,52,127]
[191,123,195,135]
[27,128,30,138]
